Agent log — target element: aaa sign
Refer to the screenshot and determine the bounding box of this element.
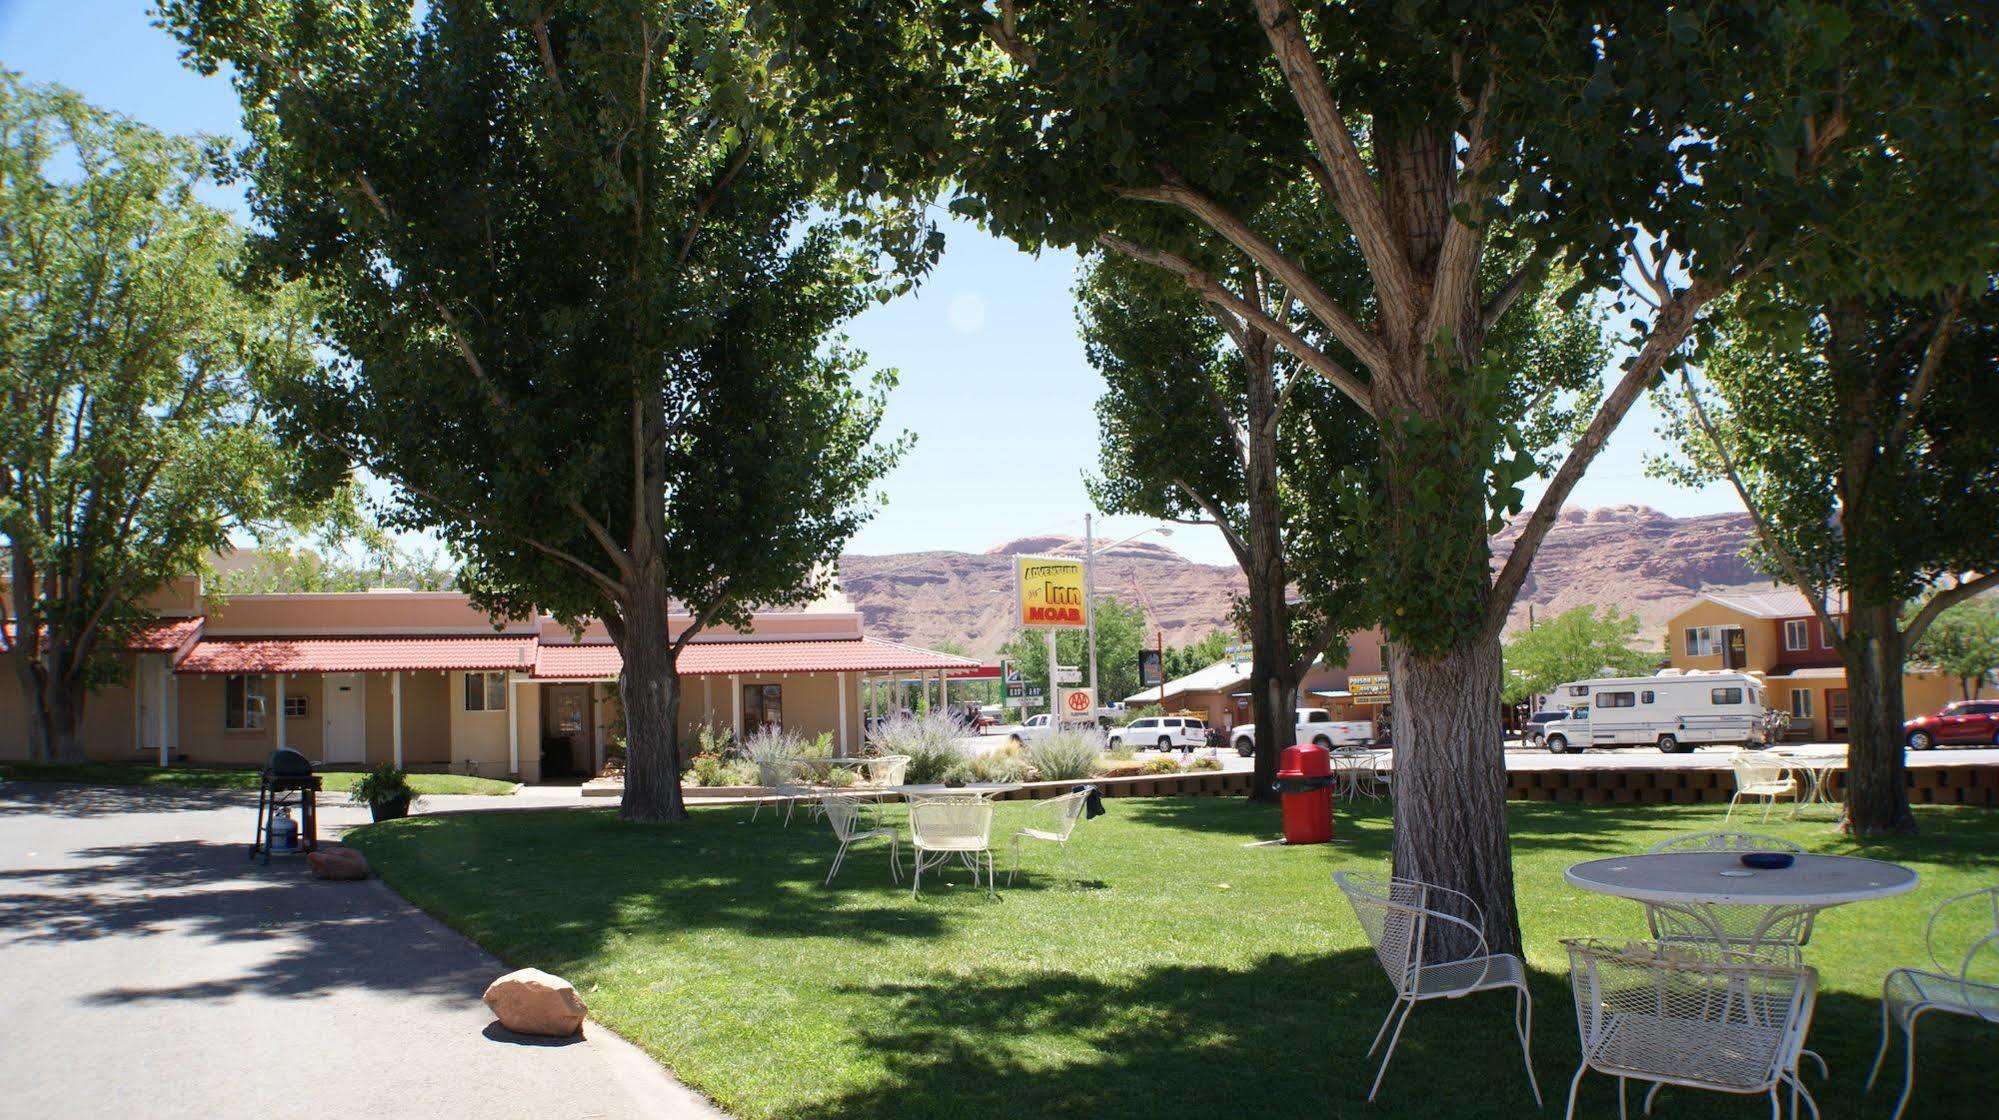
[1015,554,1087,628]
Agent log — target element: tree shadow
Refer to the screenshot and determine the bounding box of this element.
[0,781,250,818]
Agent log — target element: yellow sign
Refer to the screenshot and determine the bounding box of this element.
[1349,673,1392,705]
[1014,554,1088,629]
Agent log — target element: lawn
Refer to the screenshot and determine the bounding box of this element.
[348,797,1999,1120]
[0,761,518,796]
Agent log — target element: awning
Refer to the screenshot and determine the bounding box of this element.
[177,636,537,675]
[1309,689,1354,699]
[1761,666,1849,681]
[533,637,978,680]
[4,616,205,654]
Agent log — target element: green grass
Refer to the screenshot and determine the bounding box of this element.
[348,798,1999,1120]
[0,761,517,796]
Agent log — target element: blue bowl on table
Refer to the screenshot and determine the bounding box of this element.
[1740,852,1795,870]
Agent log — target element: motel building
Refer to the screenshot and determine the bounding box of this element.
[0,575,974,783]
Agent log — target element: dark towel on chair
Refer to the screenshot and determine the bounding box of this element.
[1079,784,1106,819]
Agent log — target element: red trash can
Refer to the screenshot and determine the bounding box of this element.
[1274,743,1335,844]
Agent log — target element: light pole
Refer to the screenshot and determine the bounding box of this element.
[1085,517,1172,717]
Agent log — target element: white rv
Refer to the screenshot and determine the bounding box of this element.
[1539,671,1770,754]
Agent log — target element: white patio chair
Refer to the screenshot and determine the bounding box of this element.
[909,795,996,899]
[1642,832,1817,962]
[1868,886,1999,1120]
[1333,871,1541,1105]
[818,791,899,886]
[862,754,909,789]
[750,757,811,826]
[1562,939,1819,1120]
[1008,788,1089,887]
[1726,751,1798,822]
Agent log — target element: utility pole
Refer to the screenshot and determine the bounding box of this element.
[1085,512,1098,718]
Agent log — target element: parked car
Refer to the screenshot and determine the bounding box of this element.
[1905,699,1999,750]
[1541,671,1769,754]
[1523,710,1573,749]
[1011,712,1095,742]
[1106,715,1208,751]
[1229,708,1375,756]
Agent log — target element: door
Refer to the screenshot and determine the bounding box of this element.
[135,655,165,755]
[1827,689,1849,738]
[322,673,367,764]
[543,685,591,777]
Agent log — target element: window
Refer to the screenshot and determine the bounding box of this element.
[1641,690,1656,704]
[1784,620,1809,651]
[1711,687,1745,705]
[464,671,508,712]
[742,683,782,733]
[224,675,267,730]
[283,694,309,719]
[1132,719,1156,730]
[1790,689,1813,719]
[1565,684,1591,698]
[1685,626,1719,657]
[1597,691,1637,708]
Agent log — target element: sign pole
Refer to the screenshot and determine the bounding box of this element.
[1157,630,1166,710]
[1085,513,1098,717]
[1047,629,1059,720]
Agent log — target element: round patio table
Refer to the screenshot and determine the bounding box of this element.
[1768,746,1847,813]
[887,783,1023,801]
[1565,851,1918,948]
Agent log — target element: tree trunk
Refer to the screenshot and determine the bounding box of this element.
[1245,580,1297,804]
[1240,324,1293,803]
[1840,601,1915,835]
[1388,627,1521,957]
[615,579,689,823]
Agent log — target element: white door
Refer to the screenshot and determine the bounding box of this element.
[135,655,165,755]
[323,673,367,764]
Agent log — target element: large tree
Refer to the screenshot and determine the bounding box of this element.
[0,77,340,763]
[753,0,1975,950]
[1081,222,1601,801]
[165,1,922,821]
[1661,283,1999,833]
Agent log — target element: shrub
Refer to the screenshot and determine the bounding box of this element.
[742,728,829,785]
[868,711,966,784]
[1187,754,1223,772]
[1025,729,1102,781]
[1142,755,1184,775]
[689,753,760,787]
[1093,761,1147,779]
[349,763,418,807]
[965,744,1031,783]
[1103,741,1136,762]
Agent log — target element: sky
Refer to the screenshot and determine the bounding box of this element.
[0,1,1739,569]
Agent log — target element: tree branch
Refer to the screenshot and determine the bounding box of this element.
[1903,571,1999,651]
[1481,258,1541,333]
[674,141,752,267]
[1882,286,1964,458]
[1251,0,1420,314]
[1117,174,1386,374]
[1485,283,1721,636]
[1171,477,1250,567]
[1096,234,1375,416]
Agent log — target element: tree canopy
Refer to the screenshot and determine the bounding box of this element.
[1501,607,1657,706]
[163,0,925,820]
[1912,599,1999,703]
[0,75,342,762]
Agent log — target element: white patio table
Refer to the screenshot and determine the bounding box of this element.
[1768,746,1848,814]
[888,783,1023,802]
[1565,851,1918,948]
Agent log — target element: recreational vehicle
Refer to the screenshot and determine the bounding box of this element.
[1539,671,1771,754]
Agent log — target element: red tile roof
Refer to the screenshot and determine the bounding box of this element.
[3,616,204,653]
[176,636,537,675]
[533,638,978,680]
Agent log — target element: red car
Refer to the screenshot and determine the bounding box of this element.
[1904,699,1999,750]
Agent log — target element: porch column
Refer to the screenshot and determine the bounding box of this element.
[274,674,286,751]
[506,676,520,775]
[836,671,850,757]
[156,659,170,769]
[391,671,404,767]
[702,675,712,725]
[729,674,743,741]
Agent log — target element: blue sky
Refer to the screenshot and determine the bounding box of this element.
[0,1,1737,567]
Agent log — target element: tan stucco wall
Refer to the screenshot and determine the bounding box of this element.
[1665,600,1779,672]
[445,670,519,778]
[204,593,535,636]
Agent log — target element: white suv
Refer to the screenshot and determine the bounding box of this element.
[1107,716,1208,751]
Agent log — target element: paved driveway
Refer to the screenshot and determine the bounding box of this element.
[0,783,718,1120]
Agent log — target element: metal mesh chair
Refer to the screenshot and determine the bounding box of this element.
[1726,751,1799,822]
[1642,833,1817,964]
[1869,887,1999,1120]
[1562,939,1819,1120]
[1333,871,1541,1105]
[818,792,899,886]
[862,755,909,789]
[908,795,996,898]
[1008,789,1090,886]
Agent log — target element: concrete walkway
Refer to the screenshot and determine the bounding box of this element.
[0,782,722,1120]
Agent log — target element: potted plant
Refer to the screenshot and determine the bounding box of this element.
[350,763,419,822]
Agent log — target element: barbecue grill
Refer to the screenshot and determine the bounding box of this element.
[250,748,321,863]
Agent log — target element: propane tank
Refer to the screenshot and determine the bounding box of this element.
[270,807,299,851]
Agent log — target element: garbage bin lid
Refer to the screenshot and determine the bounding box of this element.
[1276,742,1331,777]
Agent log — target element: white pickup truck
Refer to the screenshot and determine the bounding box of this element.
[1230,708,1376,756]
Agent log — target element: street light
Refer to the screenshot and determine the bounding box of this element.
[1084,515,1172,717]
